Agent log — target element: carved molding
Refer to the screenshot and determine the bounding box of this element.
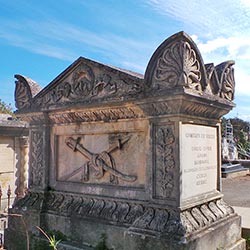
[29,131,44,188]
[49,106,145,124]
[139,102,172,117]
[180,199,234,235]
[154,126,175,199]
[14,191,235,239]
[181,101,223,119]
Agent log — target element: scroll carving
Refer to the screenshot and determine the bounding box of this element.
[154,126,175,198]
[205,60,235,101]
[217,61,235,101]
[30,131,44,188]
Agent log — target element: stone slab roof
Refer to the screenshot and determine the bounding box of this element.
[0,114,27,127]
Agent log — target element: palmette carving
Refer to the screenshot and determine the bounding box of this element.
[154,40,202,92]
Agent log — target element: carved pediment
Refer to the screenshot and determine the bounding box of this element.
[31,57,144,110]
[145,31,207,93]
[14,31,236,116]
[144,31,236,102]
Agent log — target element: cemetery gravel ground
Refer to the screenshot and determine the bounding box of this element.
[222,175,250,249]
[222,174,250,207]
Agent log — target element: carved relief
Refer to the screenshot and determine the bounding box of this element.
[34,63,144,108]
[154,40,202,92]
[205,63,220,95]
[71,64,95,98]
[44,192,145,225]
[154,126,175,199]
[217,61,235,101]
[15,74,41,110]
[140,102,171,116]
[30,131,44,188]
[205,61,235,101]
[64,136,137,184]
[180,199,234,235]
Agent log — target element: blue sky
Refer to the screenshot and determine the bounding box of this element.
[1,0,250,119]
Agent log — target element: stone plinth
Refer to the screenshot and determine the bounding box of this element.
[5,31,245,250]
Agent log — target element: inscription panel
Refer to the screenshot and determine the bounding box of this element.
[180,124,218,201]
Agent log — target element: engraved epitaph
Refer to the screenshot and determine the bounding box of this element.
[180,124,218,201]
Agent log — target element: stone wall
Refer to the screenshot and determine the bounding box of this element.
[0,114,28,210]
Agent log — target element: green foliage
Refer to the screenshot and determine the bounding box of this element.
[223,117,250,157]
[245,236,250,250]
[48,229,67,241]
[221,117,227,136]
[94,233,112,250]
[33,238,52,250]
[0,98,13,114]
[37,227,62,250]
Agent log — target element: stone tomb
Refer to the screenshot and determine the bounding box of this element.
[0,114,29,210]
[5,32,245,250]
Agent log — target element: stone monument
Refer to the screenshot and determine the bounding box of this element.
[221,120,249,177]
[5,32,245,250]
[0,114,29,209]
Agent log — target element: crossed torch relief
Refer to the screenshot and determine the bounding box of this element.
[63,136,137,184]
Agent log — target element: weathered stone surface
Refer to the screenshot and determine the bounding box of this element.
[6,31,244,250]
[0,115,29,210]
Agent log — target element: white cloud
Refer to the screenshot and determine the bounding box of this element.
[0,18,151,73]
[234,66,250,96]
[196,37,250,60]
[147,0,250,38]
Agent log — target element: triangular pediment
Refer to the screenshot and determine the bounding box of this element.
[28,57,144,110]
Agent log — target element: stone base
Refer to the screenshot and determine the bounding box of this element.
[4,192,246,250]
[222,163,249,178]
[125,214,245,250]
[222,169,249,178]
